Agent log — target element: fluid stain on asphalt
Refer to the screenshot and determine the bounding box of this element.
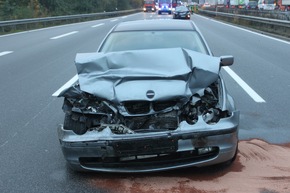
[88,139,290,193]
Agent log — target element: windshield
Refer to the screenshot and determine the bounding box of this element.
[99,31,208,54]
[175,6,189,11]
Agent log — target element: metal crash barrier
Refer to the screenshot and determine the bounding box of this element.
[0,9,141,34]
[198,9,290,38]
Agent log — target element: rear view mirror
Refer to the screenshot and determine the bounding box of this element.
[220,56,234,66]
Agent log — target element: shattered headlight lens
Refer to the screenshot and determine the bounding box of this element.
[182,83,224,125]
[202,108,221,124]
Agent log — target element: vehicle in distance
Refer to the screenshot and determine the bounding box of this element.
[258,0,275,10]
[246,1,258,9]
[277,0,290,11]
[56,19,239,173]
[202,2,211,8]
[157,0,173,14]
[143,0,156,12]
[173,6,191,19]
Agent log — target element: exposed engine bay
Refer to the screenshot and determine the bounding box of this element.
[62,80,230,135]
[58,48,232,135]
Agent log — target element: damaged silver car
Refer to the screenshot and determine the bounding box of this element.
[56,20,239,172]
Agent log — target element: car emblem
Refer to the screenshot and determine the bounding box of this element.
[146,90,155,99]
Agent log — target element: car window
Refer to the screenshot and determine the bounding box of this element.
[99,31,208,54]
[175,6,189,11]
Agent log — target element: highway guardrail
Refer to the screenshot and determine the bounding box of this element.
[0,9,141,34]
[198,9,290,38]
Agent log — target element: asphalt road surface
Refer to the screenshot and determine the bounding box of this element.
[1,12,290,193]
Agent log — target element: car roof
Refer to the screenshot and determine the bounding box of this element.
[112,19,197,32]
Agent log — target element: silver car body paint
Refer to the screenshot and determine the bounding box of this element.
[73,48,220,103]
[56,20,239,173]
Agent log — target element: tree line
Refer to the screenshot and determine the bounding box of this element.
[0,0,143,20]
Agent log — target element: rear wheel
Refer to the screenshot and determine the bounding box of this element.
[63,113,87,135]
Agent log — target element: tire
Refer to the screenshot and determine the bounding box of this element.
[63,113,87,135]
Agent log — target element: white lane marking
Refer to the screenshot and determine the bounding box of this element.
[0,51,13,57]
[0,12,143,39]
[24,97,57,128]
[195,14,290,45]
[12,132,18,138]
[53,68,266,103]
[50,31,78,40]
[0,19,103,38]
[223,67,266,103]
[52,74,78,96]
[110,19,118,22]
[91,23,104,28]
[0,141,8,148]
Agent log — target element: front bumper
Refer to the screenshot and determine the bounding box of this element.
[173,12,191,19]
[58,111,239,173]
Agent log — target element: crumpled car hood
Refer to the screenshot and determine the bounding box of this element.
[70,48,220,103]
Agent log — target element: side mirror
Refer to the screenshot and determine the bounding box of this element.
[220,55,234,66]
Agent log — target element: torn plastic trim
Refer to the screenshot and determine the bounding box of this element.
[58,110,239,143]
[62,80,230,135]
